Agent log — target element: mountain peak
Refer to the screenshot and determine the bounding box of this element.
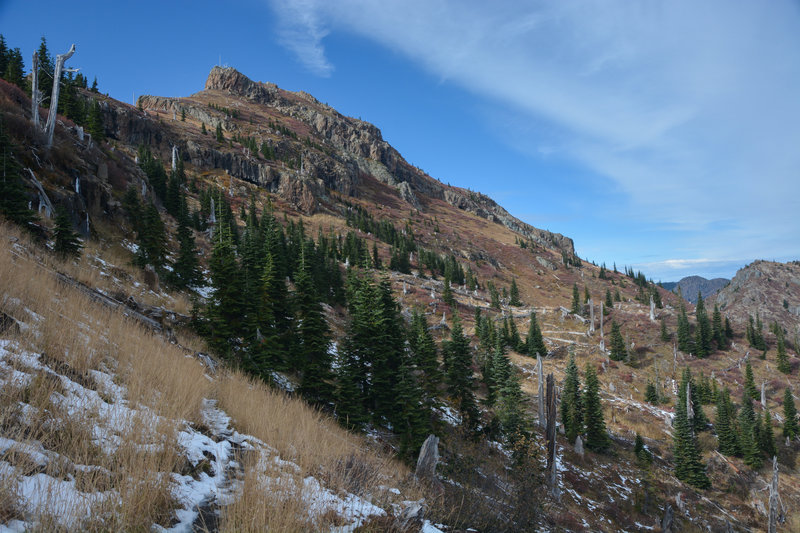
[204,66,278,101]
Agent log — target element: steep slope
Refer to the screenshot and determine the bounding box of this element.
[669,275,729,303]
[711,260,800,332]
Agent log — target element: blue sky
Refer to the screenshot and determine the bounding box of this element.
[3,0,799,282]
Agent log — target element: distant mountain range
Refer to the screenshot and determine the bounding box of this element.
[663,276,729,303]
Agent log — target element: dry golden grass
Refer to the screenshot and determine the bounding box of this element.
[0,221,417,530]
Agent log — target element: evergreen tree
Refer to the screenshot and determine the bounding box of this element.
[712,304,726,349]
[634,433,653,465]
[496,369,529,447]
[583,364,610,452]
[614,289,622,302]
[0,35,7,79]
[135,203,167,269]
[87,99,105,142]
[0,119,34,226]
[672,377,711,488]
[205,222,243,357]
[715,387,739,456]
[571,283,581,315]
[660,318,671,343]
[776,332,791,374]
[170,204,201,288]
[488,281,500,309]
[508,318,522,352]
[784,388,798,440]
[180,108,186,121]
[393,349,430,458]
[609,321,627,362]
[445,314,479,430]
[694,292,712,357]
[294,256,334,405]
[679,367,708,432]
[90,76,98,93]
[509,278,521,306]
[215,123,224,143]
[3,47,25,88]
[645,381,659,404]
[561,354,583,444]
[525,312,547,358]
[760,407,776,458]
[744,361,758,401]
[53,207,82,258]
[409,309,441,404]
[442,276,454,307]
[36,37,54,107]
[201,122,207,135]
[737,391,762,469]
[724,316,734,339]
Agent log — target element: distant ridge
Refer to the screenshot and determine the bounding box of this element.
[667,276,729,303]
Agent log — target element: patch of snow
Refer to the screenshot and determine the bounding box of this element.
[421,520,445,533]
[270,371,296,392]
[435,405,461,426]
[193,284,213,299]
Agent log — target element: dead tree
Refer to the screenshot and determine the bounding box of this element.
[545,373,559,499]
[650,294,655,322]
[26,169,54,219]
[171,145,178,172]
[31,51,41,130]
[589,299,595,333]
[768,455,781,533]
[44,44,77,148]
[599,301,605,352]
[537,354,545,428]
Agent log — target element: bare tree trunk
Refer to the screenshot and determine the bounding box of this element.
[650,294,655,322]
[171,145,178,172]
[45,44,76,148]
[768,456,779,533]
[545,373,559,500]
[599,301,605,351]
[31,52,40,130]
[26,168,54,218]
[537,354,545,428]
[589,299,595,333]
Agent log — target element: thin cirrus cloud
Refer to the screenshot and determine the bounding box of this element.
[270,0,800,275]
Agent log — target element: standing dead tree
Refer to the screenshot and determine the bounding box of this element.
[44,44,77,148]
[537,354,545,428]
[31,52,41,129]
[545,373,559,500]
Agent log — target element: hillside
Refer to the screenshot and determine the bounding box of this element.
[668,276,730,303]
[711,260,800,335]
[1,57,800,532]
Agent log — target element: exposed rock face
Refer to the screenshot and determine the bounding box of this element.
[710,260,800,334]
[668,276,729,303]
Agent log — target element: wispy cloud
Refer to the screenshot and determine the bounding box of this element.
[271,0,333,77]
[270,0,800,268]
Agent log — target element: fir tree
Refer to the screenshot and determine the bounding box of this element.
[526,312,547,358]
[201,122,207,135]
[694,292,712,357]
[614,289,622,302]
[409,309,441,402]
[583,363,610,452]
[488,281,500,309]
[508,318,522,352]
[509,278,521,306]
[206,222,243,357]
[737,391,762,469]
[496,369,530,447]
[712,304,726,349]
[783,388,798,440]
[135,203,167,270]
[571,283,581,315]
[715,387,739,456]
[170,205,201,289]
[393,350,430,458]
[53,207,82,258]
[87,99,105,142]
[294,256,334,405]
[0,120,34,226]
[605,288,613,310]
[760,407,776,458]
[679,367,708,432]
[645,381,659,404]
[442,276,454,307]
[3,47,25,89]
[609,321,627,362]
[672,379,711,488]
[660,317,671,343]
[215,123,224,143]
[561,354,583,444]
[634,433,653,465]
[776,332,791,374]
[445,313,479,430]
[744,361,758,401]
[36,37,54,107]
[724,316,734,339]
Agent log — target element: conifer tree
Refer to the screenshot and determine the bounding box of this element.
[783,387,798,440]
[215,123,224,143]
[393,350,430,458]
[206,222,243,357]
[409,309,441,401]
[609,321,627,362]
[496,369,529,447]
[526,311,547,358]
[445,313,479,430]
[488,281,500,309]
[760,407,776,458]
[724,316,734,339]
[583,363,610,452]
[53,207,82,258]
[0,120,34,226]
[660,318,671,343]
[776,332,791,374]
[715,387,739,456]
[614,289,622,302]
[508,318,522,352]
[645,381,659,404]
[694,292,712,357]
[673,377,711,488]
[170,204,201,288]
[87,99,105,142]
[744,361,758,401]
[294,256,334,405]
[605,288,613,310]
[442,276,454,306]
[712,304,726,349]
[509,278,521,306]
[737,391,762,469]
[679,367,708,432]
[561,354,583,444]
[3,47,25,89]
[201,122,207,135]
[571,283,581,315]
[135,203,167,270]
[36,37,54,107]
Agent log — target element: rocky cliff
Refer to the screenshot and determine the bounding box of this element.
[670,276,729,303]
